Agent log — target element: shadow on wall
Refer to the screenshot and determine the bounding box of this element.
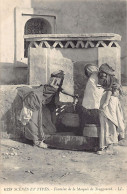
[0,62,28,85]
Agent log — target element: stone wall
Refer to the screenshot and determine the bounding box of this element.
[0,66,28,85]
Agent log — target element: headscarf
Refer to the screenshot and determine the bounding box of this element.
[99,63,115,76]
[84,64,98,77]
[51,70,64,79]
[98,63,115,89]
[50,70,65,90]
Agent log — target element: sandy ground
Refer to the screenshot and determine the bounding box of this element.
[0,138,127,194]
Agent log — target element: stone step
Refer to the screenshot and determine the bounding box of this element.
[1,132,99,151]
[45,133,99,151]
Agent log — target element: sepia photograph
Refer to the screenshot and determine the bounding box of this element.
[0,0,127,194]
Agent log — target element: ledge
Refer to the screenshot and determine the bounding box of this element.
[24,33,121,42]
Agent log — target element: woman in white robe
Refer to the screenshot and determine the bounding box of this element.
[98,80,125,154]
[82,63,125,154]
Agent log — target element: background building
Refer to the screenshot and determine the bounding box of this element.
[0,0,127,85]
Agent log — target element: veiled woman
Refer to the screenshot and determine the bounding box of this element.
[18,70,77,148]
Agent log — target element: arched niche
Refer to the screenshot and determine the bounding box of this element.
[24,18,52,58]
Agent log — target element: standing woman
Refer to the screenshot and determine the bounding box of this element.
[82,63,125,154]
[98,65,125,154]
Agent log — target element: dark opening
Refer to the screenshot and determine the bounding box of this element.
[24,18,52,58]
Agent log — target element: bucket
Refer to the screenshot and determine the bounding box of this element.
[83,124,100,137]
[61,113,80,127]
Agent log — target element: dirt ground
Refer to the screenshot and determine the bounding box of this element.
[1,138,127,194]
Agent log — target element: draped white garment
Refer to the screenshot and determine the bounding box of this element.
[82,73,104,109]
[101,96,125,136]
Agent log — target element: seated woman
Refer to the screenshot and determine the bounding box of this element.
[18,70,77,148]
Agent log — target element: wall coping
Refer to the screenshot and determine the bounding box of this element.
[24,33,121,42]
[0,85,127,89]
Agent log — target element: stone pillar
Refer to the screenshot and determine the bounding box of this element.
[28,46,47,85]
